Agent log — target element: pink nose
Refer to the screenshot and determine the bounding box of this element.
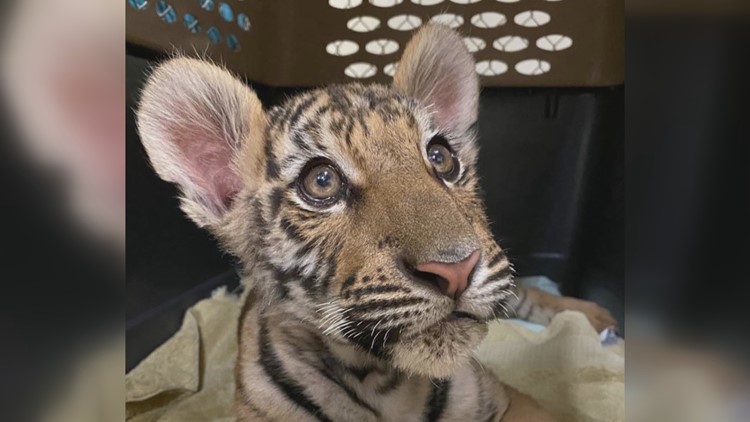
[416,250,480,299]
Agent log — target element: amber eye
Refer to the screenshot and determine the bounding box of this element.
[299,161,344,205]
[427,136,459,181]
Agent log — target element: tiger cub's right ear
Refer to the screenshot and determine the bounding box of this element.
[394,24,478,136]
[137,57,266,229]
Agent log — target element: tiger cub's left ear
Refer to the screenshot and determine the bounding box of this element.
[394,24,479,135]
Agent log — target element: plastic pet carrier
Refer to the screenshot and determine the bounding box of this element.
[127,0,623,87]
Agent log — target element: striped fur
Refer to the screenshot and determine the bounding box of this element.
[137,24,614,421]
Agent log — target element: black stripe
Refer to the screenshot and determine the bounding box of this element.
[350,297,426,315]
[356,110,370,136]
[344,364,373,382]
[330,116,346,136]
[268,263,305,298]
[341,275,357,291]
[288,96,317,129]
[291,131,312,151]
[269,264,304,285]
[294,238,316,259]
[345,185,363,207]
[486,250,507,269]
[315,256,335,295]
[280,216,304,241]
[346,284,411,300]
[314,104,331,119]
[269,187,284,218]
[253,198,269,241]
[317,360,380,417]
[266,157,280,180]
[486,265,513,282]
[348,321,402,358]
[263,123,280,180]
[258,319,333,422]
[301,274,318,293]
[406,112,418,129]
[344,118,356,147]
[424,378,451,421]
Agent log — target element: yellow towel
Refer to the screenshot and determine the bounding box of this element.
[126,285,623,422]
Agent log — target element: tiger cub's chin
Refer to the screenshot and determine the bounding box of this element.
[391,319,488,379]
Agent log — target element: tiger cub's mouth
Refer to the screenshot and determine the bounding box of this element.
[448,310,482,322]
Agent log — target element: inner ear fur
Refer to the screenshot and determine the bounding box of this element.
[136,57,266,228]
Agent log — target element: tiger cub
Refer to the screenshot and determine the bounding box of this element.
[137,24,615,421]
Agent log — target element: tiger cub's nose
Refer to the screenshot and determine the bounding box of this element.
[416,250,480,299]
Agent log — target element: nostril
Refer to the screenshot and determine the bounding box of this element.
[408,250,480,299]
[400,258,451,295]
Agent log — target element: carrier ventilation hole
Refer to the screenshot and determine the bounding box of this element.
[326,40,360,56]
[237,13,251,31]
[383,62,399,77]
[218,3,233,22]
[470,12,506,29]
[345,62,378,79]
[128,0,148,11]
[183,13,200,33]
[493,36,528,52]
[227,34,241,52]
[431,14,464,29]
[475,60,508,76]
[515,59,551,75]
[366,39,400,55]
[411,0,444,4]
[347,16,381,32]
[198,0,214,12]
[156,1,177,23]
[329,0,363,9]
[463,37,486,53]
[369,0,403,7]
[387,14,422,31]
[207,26,222,44]
[514,10,551,28]
[536,35,573,51]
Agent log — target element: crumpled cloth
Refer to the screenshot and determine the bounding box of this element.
[126,281,623,422]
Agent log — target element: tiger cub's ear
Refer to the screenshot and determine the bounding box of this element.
[394,24,479,135]
[137,57,266,229]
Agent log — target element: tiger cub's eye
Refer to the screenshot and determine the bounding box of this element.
[427,136,460,182]
[300,163,343,203]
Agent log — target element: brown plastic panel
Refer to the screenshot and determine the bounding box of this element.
[127,0,623,87]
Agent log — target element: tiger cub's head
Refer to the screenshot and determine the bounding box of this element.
[137,25,513,378]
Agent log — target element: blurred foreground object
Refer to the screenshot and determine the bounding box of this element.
[0,0,124,421]
[2,0,125,249]
[626,1,750,421]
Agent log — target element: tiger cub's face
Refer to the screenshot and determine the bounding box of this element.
[137,25,513,378]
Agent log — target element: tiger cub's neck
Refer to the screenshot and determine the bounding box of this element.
[236,289,461,421]
[236,288,506,421]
